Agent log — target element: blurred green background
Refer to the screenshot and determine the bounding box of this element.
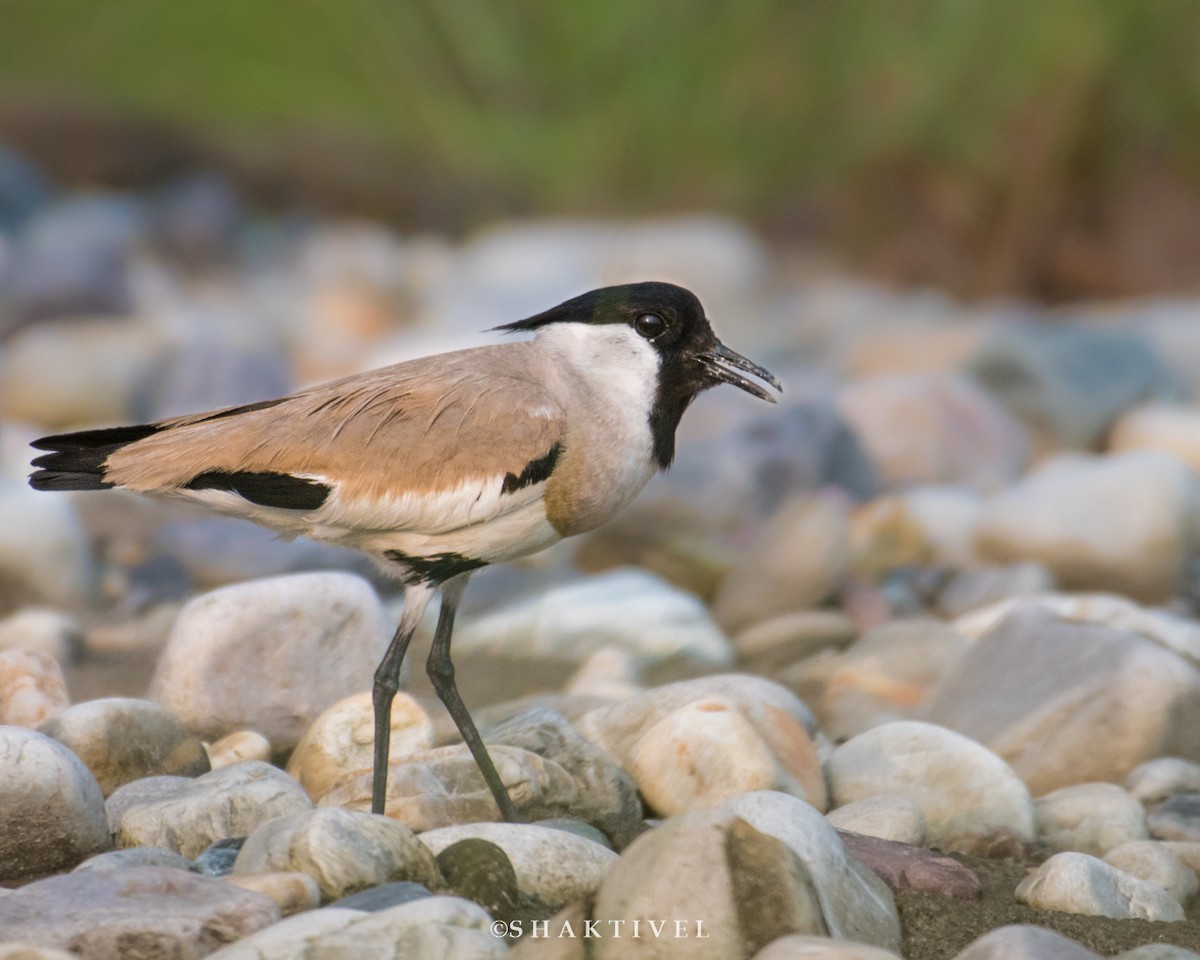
[1,0,1198,298]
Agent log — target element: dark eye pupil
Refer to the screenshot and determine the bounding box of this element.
[635,313,665,339]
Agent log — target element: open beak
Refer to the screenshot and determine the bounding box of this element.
[698,340,783,403]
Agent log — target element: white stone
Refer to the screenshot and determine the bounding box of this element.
[826,796,926,846]
[827,721,1034,854]
[202,907,363,960]
[1015,851,1185,921]
[207,730,272,770]
[1035,783,1149,856]
[0,650,69,727]
[1104,841,1199,907]
[1110,403,1200,473]
[0,607,81,662]
[752,936,904,960]
[952,924,1103,959]
[1128,758,1200,807]
[151,572,393,750]
[0,480,91,609]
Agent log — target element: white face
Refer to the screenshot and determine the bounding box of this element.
[534,321,662,411]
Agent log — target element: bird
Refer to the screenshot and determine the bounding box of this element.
[29,281,781,822]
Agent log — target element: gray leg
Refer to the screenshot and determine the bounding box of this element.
[371,582,433,816]
[426,575,522,823]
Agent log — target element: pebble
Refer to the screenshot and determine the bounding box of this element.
[1149,795,1200,842]
[561,646,643,699]
[1034,782,1149,856]
[0,480,91,609]
[420,822,617,913]
[952,924,1103,959]
[826,795,926,846]
[0,607,82,662]
[329,880,432,912]
[848,487,983,577]
[108,760,313,858]
[712,491,850,634]
[1103,841,1199,907]
[207,730,272,770]
[935,563,1056,619]
[0,144,53,232]
[0,726,110,883]
[204,907,363,960]
[751,936,903,960]
[194,837,245,877]
[150,572,393,750]
[1014,851,1185,921]
[973,451,1200,603]
[0,649,69,727]
[285,690,434,802]
[827,720,1035,855]
[835,832,980,899]
[1128,758,1200,807]
[39,697,210,796]
[73,846,193,875]
[0,866,280,957]
[433,839,519,920]
[224,871,322,916]
[232,807,442,901]
[0,945,80,960]
[1116,946,1200,960]
[733,610,858,672]
[927,606,1200,796]
[454,567,734,667]
[836,372,1030,492]
[1110,403,1200,473]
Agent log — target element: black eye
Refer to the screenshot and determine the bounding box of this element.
[634,313,665,339]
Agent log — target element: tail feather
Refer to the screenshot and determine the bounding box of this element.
[28,423,160,491]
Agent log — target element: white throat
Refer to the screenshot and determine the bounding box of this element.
[534,322,662,413]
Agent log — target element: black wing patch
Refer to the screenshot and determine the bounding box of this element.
[501,442,562,495]
[185,470,330,510]
[383,550,487,584]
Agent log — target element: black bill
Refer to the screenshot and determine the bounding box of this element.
[698,340,783,402]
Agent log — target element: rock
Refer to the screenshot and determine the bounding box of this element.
[713,492,850,634]
[1103,841,1198,907]
[1161,841,1200,877]
[1149,795,1200,842]
[39,698,210,796]
[935,564,1056,619]
[0,144,53,232]
[827,721,1034,855]
[751,937,903,960]
[454,567,733,667]
[1014,852,1185,921]
[74,846,193,875]
[848,487,983,577]
[108,760,313,858]
[285,691,434,802]
[561,647,643,700]
[1035,783,1149,856]
[973,451,1200,603]
[969,323,1181,449]
[826,796,926,846]
[329,880,431,911]
[232,807,441,900]
[433,838,518,921]
[0,608,82,662]
[927,607,1200,795]
[1130,759,1200,806]
[837,372,1030,492]
[207,731,272,770]
[0,726,110,883]
[150,572,393,751]
[224,871,322,916]
[0,944,79,960]
[0,650,69,727]
[194,838,245,877]
[952,924,1103,959]
[203,908,363,960]
[835,832,979,899]
[1115,946,1200,960]
[0,866,279,957]
[0,481,91,609]
[733,611,858,672]
[421,822,617,913]
[151,173,242,266]
[1110,404,1200,472]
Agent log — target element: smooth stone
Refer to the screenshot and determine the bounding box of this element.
[927,607,1200,795]
[1035,783,1149,856]
[328,880,432,912]
[836,832,979,899]
[969,323,1181,449]
[0,945,80,960]
[207,730,272,770]
[1015,852,1185,921]
[0,726,110,883]
[0,866,280,957]
[151,173,242,266]
[1128,758,1200,806]
[827,721,1034,855]
[0,608,82,662]
[435,839,519,921]
[1160,841,1200,876]
[733,610,858,672]
[1110,404,1200,473]
[0,481,90,610]
[224,871,322,917]
[74,846,193,875]
[973,451,1200,603]
[1115,947,1200,960]
[421,822,617,913]
[285,691,434,802]
[0,650,69,727]
[0,144,53,232]
[233,807,441,901]
[936,564,1056,619]
[952,924,1103,959]
[848,487,983,577]
[826,796,926,846]
[1103,841,1199,907]
[150,572,392,750]
[194,838,245,877]
[751,936,903,960]
[713,492,850,634]
[109,760,313,858]
[561,647,643,700]
[1149,795,1200,842]
[455,567,734,667]
[39,697,210,796]
[203,908,363,960]
[837,372,1030,492]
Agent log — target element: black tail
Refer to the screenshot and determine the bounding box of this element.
[29,424,161,491]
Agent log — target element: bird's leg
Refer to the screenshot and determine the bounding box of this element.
[427,574,523,823]
[371,581,434,816]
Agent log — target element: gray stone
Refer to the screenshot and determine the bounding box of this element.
[0,481,91,610]
[1015,852,1185,921]
[751,935,904,959]
[329,880,432,912]
[1103,841,1198,907]
[39,698,210,796]
[74,846,193,875]
[733,611,858,671]
[0,726,110,884]
[1035,783,1149,856]
[434,838,519,922]
[952,924,1102,959]
[1150,795,1200,842]
[936,564,1056,619]
[108,760,313,858]
[1115,946,1200,960]
[193,838,245,877]
[826,796,926,847]
[233,807,441,900]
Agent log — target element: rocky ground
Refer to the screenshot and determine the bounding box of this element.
[7,152,1200,958]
